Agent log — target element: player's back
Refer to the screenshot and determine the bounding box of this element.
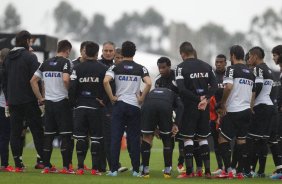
[224,64,255,112]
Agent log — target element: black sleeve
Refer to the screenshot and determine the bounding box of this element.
[207,68,218,99]
[68,68,78,107]
[255,83,263,98]
[63,60,71,74]
[98,67,107,100]
[2,59,8,102]
[254,66,263,97]
[175,66,201,103]
[173,94,184,126]
[278,79,282,109]
[29,53,40,78]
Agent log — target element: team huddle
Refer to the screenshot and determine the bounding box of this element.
[0,30,282,180]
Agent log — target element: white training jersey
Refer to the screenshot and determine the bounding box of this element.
[223,64,255,112]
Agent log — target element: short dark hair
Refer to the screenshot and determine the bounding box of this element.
[57,40,72,53]
[80,41,90,51]
[15,30,31,49]
[272,45,282,55]
[121,41,136,57]
[157,57,171,67]
[179,41,194,56]
[249,46,265,59]
[230,45,244,60]
[115,48,122,55]
[245,52,249,62]
[278,55,282,64]
[216,54,227,61]
[85,42,99,57]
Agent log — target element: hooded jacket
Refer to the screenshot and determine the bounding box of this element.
[3,47,40,105]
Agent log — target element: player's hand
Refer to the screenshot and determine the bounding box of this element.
[110,96,118,104]
[38,97,45,104]
[215,113,221,125]
[218,103,227,116]
[198,98,208,111]
[200,96,206,101]
[4,105,10,117]
[96,98,105,107]
[136,93,144,105]
[171,124,179,137]
[251,108,255,114]
[154,128,160,139]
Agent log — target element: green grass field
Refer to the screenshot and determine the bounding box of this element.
[0,133,278,184]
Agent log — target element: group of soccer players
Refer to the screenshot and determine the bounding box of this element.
[1,30,282,180]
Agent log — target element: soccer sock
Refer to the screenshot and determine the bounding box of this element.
[36,154,43,164]
[236,143,250,174]
[43,135,54,168]
[178,141,185,166]
[141,140,151,172]
[162,137,173,168]
[90,139,101,170]
[258,140,268,174]
[213,135,223,169]
[83,138,89,162]
[183,140,194,175]
[219,142,231,171]
[252,139,261,171]
[199,140,210,174]
[270,142,282,173]
[61,135,72,169]
[70,137,74,165]
[193,141,203,169]
[230,143,238,169]
[76,138,87,169]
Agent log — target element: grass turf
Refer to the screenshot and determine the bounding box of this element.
[0,134,278,184]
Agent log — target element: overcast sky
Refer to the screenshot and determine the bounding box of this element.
[1,0,282,35]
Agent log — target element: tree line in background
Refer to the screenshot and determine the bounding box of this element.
[1,1,282,63]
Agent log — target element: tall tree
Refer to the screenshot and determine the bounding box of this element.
[3,3,21,31]
[54,1,87,39]
[84,14,109,44]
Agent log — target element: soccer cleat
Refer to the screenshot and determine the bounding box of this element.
[118,166,128,173]
[106,171,118,176]
[34,163,45,169]
[243,172,253,178]
[231,168,236,176]
[270,173,282,179]
[1,165,14,172]
[253,172,265,178]
[205,172,212,179]
[132,171,140,177]
[228,171,234,179]
[41,167,50,174]
[76,168,84,175]
[177,164,186,173]
[177,173,194,179]
[14,167,24,173]
[140,172,150,178]
[215,170,227,178]
[212,168,222,175]
[59,167,75,174]
[91,169,102,176]
[236,173,244,179]
[196,170,203,177]
[49,166,59,173]
[163,172,172,179]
